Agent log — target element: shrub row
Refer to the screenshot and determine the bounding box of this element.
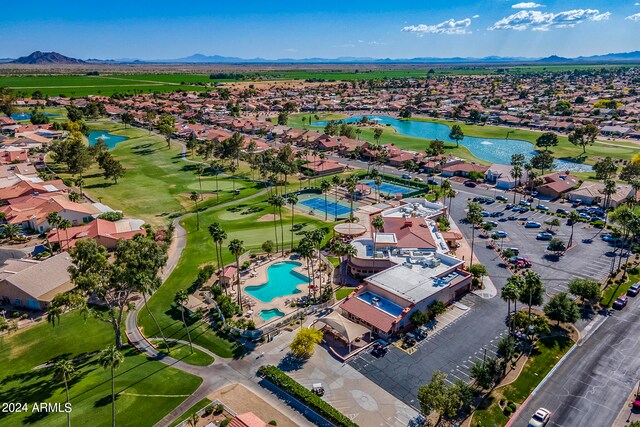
[257,365,359,427]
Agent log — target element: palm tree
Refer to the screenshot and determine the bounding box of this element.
[320,179,332,221]
[441,179,451,210]
[58,219,72,251]
[174,290,193,353]
[374,176,383,203]
[447,188,456,218]
[331,175,343,219]
[74,176,85,199]
[345,175,358,221]
[98,345,124,427]
[208,223,227,273]
[228,239,245,307]
[501,281,521,333]
[343,243,357,285]
[2,223,22,242]
[510,165,522,203]
[371,216,385,273]
[139,275,171,353]
[196,164,205,198]
[298,238,315,297]
[602,179,617,210]
[285,193,299,251]
[268,194,284,255]
[210,160,222,201]
[190,192,200,231]
[466,202,483,267]
[54,358,75,427]
[567,211,581,248]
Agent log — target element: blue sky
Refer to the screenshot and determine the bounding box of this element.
[1,1,638,59]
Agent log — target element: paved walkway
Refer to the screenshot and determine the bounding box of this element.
[612,381,640,427]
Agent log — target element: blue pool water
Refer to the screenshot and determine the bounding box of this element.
[11,112,59,121]
[88,131,129,149]
[362,180,413,195]
[259,308,285,321]
[300,197,352,216]
[357,291,405,317]
[245,261,309,303]
[314,115,592,172]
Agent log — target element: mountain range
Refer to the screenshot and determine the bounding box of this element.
[4,50,640,65]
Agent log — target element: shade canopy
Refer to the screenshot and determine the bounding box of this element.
[316,310,370,343]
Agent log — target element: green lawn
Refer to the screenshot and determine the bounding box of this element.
[601,271,640,307]
[0,311,202,427]
[149,340,214,366]
[168,398,212,427]
[137,194,335,357]
[48,121,261,226]
[335,287,356,300]
[472,335,574,427]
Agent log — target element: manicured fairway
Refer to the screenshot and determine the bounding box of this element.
[0,311,202,427]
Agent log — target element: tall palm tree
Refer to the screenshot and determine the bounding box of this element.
[54,358,75,427]
[98,345,124,427]
[210,160,222,201]
[174,290,193,353]
[371,215,385,273]
[267,194,281,254]
[343,243,357,286]
[447,188,456,219]
[138,275,171,353]
[228,239,245,307]
[345,175,358,221]
[331,175,343,219]
[567,211,581,248]
[74,176,85,199]
[441,179,451,210]
[374,176,383,203]
[298,238,315,298]
[320,179,332,221]
[208,223,227,274]
[190,192,200,231]
[58,219,72,251]
[285,193,299,251]
[196,164,205,198]
[501,281,521,333]
[466,202,483,267]
[602,179,617,210]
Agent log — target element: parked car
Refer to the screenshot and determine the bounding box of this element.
[525,221,542,228]
[531,190,539,197]
[505,203,515,209]
[483,221,499,227]
[481,211,491,217]
[520,208,530,213]
[528,408,551,427]
[508,247,520,255]
[490,211,505,217]
[519,200,531,206]
[602,234,618,242]
[536,204,549,211]
[402,173,411,179]
[474,197,486,203]
[427,178,439,185]
[493,230,508,238]
[509,256,532,268]
[627,283,640,297]
[579,213,592,221]
[613,295,628,309]
[464,180,477,188]
[485,198,495,204]
[536,232,553,240]
[496,195,508,202]
[507,215,518,221]
[556,208,570,215]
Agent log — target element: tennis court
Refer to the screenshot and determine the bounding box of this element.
[362,180,414,195]
[299,197,352,217]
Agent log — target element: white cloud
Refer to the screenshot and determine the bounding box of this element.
[489,9,610,31]
[635,2,640,5]
[627,13,640,21]
[473,14,480,19]
[512,2,544,9]
[402,18,472,35]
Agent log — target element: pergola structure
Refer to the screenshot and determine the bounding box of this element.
[315,310,371,352]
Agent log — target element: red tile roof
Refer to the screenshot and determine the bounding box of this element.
[228,412,268,427]
[382,217,437,250]
[340,296,398,333]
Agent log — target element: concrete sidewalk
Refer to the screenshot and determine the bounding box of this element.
[612,381,640,427]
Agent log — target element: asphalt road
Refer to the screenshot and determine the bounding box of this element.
[511,298,640,427]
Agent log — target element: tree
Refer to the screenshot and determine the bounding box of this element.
[228,239,245,307]
[345,174,359,221]
[190,191,200,231]
[567,211,581,248]
[145,110,157,134]
[535,132,559,152]
[466,201,483,267]
[289,327,323,358]
[373,128,383,145]
[261,240,275,257]
[567,278,601,306]
[320,179,332,221]
[1,223,22,242]
[102,155,125,183]
[496,335,517,368]
[544,218,561,232]
[448,124,464,148]
[547,237,566,255]
[53,358,75,427]
[470,357,500,389]
[268,194,284,255]
[65,105,84,122]
[519,271,545,322]
[47,212,62,252]
[593,157,617,181]
[277,111,289,125]
[417,371,464,424]
[208,222,227,273]
[544,292,580,325]
[468,264,488,287]
[410,310,429,327]
[58,219,72,250]
[138,274,171,353]
[69,236,166,349]
[120,112,134,128]
[157,114,176,147]
[427,139,446,157]
[602,179,617,209]
[174,290,193,353]
[285,193,299,250]
[98,345,124,427]
[0,87,17,116]
[530,151,555,176]
[371,215,385,272]
[568,123,599,154]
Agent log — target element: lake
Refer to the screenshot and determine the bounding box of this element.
[313,115,592,172]
[88,131,129,149]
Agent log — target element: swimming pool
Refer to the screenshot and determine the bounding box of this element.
[357,291,405,317]
[259,308,285,321]
[11,112,59,121]
[88,131,129,149]
[245,261,309,303]
[362,180,414,195]
[299,197,352,217]
[314,115,592,172]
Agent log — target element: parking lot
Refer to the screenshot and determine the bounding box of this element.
[457,197,615,294]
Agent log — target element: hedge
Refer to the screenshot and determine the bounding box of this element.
[257,365,359,427]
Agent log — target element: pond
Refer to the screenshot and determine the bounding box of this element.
[313,115,592,172]
[11,112,59,121]
[88,131,129,149]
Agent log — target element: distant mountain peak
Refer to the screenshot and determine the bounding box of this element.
[11,51,85,65]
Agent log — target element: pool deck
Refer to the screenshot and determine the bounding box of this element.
[240,255,331,326]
